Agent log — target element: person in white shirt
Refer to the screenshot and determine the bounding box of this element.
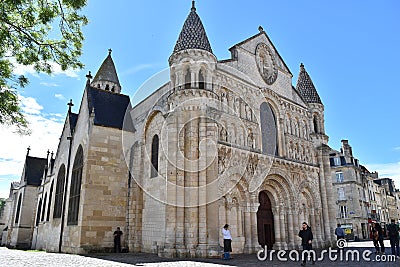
[222,224,232,260]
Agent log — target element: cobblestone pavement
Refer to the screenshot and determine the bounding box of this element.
[1,241,399,267]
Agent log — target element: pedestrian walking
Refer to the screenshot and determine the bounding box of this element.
[387,219,400,258]
[298,222,315,266]
[373,222,385,254]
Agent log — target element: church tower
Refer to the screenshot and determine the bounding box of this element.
[90,49,122,93]
[169,0,216,90]
[296,63,336,243]
[295,63,327,146]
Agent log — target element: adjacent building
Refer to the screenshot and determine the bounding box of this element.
[330,140,399,240]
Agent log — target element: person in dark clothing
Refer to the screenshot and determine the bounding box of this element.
[113,227,123,253]
[373,222,385,254]
[298,222,315,266]
[372,224,380,254]
[387,219,400,258]
[335,224,345,240]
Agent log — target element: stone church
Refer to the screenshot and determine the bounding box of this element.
[2,2,337,257]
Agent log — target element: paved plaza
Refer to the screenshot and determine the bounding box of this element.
[0,241,399,267]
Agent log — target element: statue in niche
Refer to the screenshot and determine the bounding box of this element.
[220,127,228,142]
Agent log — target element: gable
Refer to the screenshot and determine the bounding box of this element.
[217,31,304,104]
[230,31,292,76]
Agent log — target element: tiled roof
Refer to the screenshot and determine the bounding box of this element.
[173,3,212,54]
[295,63,322,104]
[92,51,121,87]
[24,156,47,186]
[87,86,135,132]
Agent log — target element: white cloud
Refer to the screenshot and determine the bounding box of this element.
[40,82,59,87]
[365,162,400,188]
[19,95,43,115]
[0,96,64,198]
[55,94,66,100]
[394,147,400,151]
[11,58,80,78]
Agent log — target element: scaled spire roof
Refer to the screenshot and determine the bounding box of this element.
[173,1,213,54]
[92,49,121,87]
[295,63,322,104]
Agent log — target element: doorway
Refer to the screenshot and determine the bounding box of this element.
[257,191,275,249]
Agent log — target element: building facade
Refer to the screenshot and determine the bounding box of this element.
[330,140,399,240]
[1,2,340,257]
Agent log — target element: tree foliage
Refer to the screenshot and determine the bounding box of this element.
[0,0,88,134]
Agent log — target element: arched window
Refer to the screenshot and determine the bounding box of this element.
[151,135,159,178]
[14,193,22,224]
[67,146,83,225]
[46,181,54,221]
[41,193,47,221]
[184,69,191,89]
[260,102,278,156]
[105,84,110,91]
[36,198,42,226]
[199,69,205,89]
[53,165,65,218]
[313,115,319,133]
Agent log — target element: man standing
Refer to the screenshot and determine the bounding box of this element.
[113,227,123,253]
[299,222,315,266]
[335,224,345,240]
[387,219,400,258]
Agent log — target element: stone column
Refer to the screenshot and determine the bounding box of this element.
[287,209,296,249]
[279,209,288,249]
[278,118,286,157]
[273,206,282,249]
[205,117,219,257]
[197,116,207,256]
[175,107,185,256]
[164,111,178,257]
[184,116,199,256]
[250,201,260,252]
[243,205,252,253]
[318,147,336,246]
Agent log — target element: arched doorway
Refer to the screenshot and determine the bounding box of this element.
[257,191,275,249]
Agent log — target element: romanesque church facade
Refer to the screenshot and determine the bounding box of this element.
[1,2,337,257]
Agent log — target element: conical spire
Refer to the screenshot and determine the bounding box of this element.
[295,63,322,104]
[91,49,121,93]
[173,1,213,54]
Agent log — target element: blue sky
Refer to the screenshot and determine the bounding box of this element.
[0,0,399,198]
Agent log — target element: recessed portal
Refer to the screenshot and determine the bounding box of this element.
[257,191,275,249]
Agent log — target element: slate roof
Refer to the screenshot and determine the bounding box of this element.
[295,63,322,104]
[92,52,121,87]
[69,112,78,134]
[87,86,135,132]
[173,2,213,54]
[24,156,47,186]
